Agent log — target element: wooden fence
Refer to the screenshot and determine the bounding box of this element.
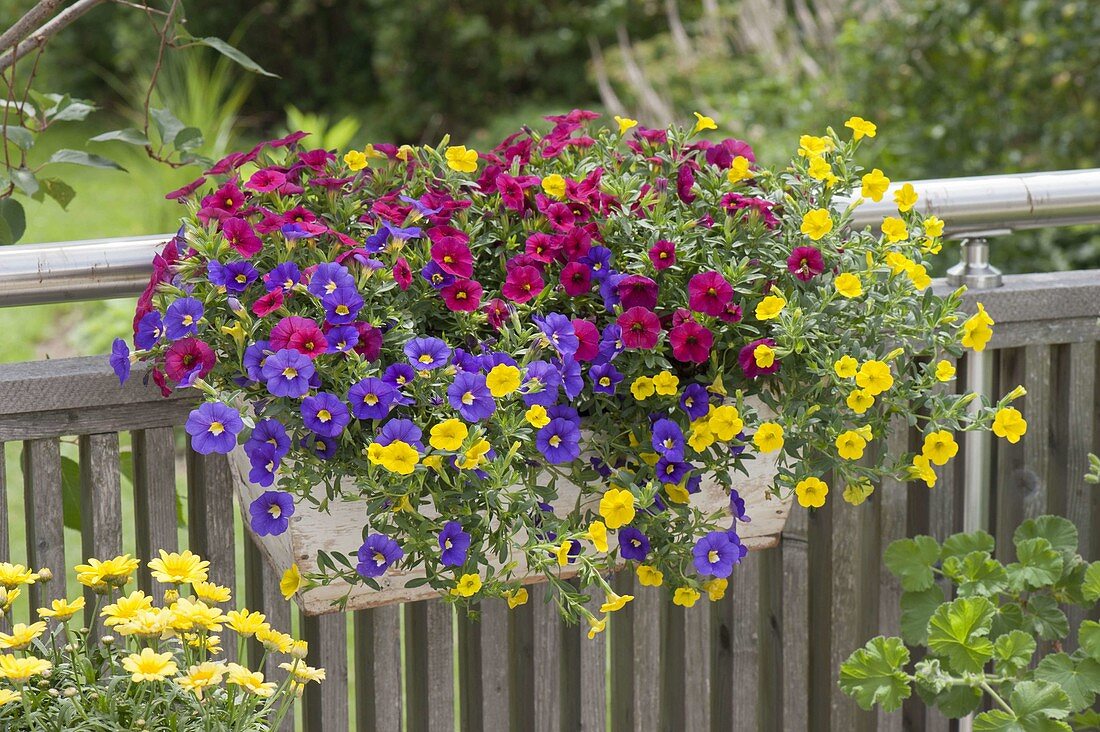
[0,269,1097,731]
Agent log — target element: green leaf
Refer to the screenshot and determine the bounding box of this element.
[0,198,26,245]
[927,596,996,673]
[972,710,1019,731]
[10,167,38,196]
[31,178,76,210]
[900,585,944,645]
[943,550,1009,597]
[993,630,1036,676]
[151,108,185,146]
[993,602,1027,637]
[1034,653,1100,712]
[1080,621,1100,661]
[1026,594,1069,641]
[1072,710,1100,730]
[838,636,912,712]
[941,530,995,561]
[6,126,34,150]
[50,97,96,122]
[47,149,126,171]
[1007,538,1063,591]
[59,455,83,532]
[1082,562,1100,602]
[1015,516,1078,561]
[89,128,150,146]
[915,681,983,717]
[174,127,204,152]
[1010,680,1071,720]
[192,36,279,77]
[885,535,941,591]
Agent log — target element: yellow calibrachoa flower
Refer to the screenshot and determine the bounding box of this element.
[0,622,46,651]
[894,183,918,212]
[614,115,637,134]
[835,431,868,461]
[599,488,636,529]
[755,294,787,320]
[844,116,877,140]
[856,360,894,396]
[922,430,959,466]
[910,455,937,488]
[935,360,956,382]
[586,521,609,552]
[688,418,717,453]
[280,564,302,601]
[673,587,701,608]
[834,355,858,379]
[505,588,529,609]
[149,550,209,586]
[193,580,232,604]
[630,376,656,400]
[636,565,664,587]
[797,135,833,158]
[379,440,419,475]
[38,596,84,621]
[554,541,572,567]
[0,689,20,705]
[665,481,690,504]
[541,174,566,199]
[753,343,776,368]
[454,574,483,598]
[0,563,39,590]
[847,389,875,414]
[177,661,228,699]
[753,423,784,452]
[881,217,909,243]
[652,371,679,395]
[0,655,51,682]
[457,439,491,470]
[885,251,912,275]
[75,554,140,589]
[600,593,634,613]
[800,209,833,241]
[907,262,931,291]
[486,364,522,397]
[702,578,728,602]
[861,168,891,201]
[226,609,269,638]
[924,215,945,238]
[227,663,277,697]
[727,155,753,183]
[343,150,367,171]
[709,405,744,441]
[430,419,468,451]
[525,404,550,428]
[829,272,863,301]
[444,145,479,173]
[587,615,607,639]
[123,648,178,682]
[962,303,995,352]
[396,144,416,161]
[795,477,829,508]
[843,481,875,506]
[992,407,1028,444]
[692,112,717,133]
[807,155,833,182]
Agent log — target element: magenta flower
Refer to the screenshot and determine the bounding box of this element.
[502,265,545,304]
[393,258,413,290]
[525,233,559,263]
[617,307,661,350]
[560,262,592,297]
[676,163,696,204]
[221,217,262,258]
[270,316,328,359]
[428,227,473,278]
[245,168,287,192]
[251,289,284,317]
[739,337,780,379]
[441,279,483,312]
[669,321,713,363]
[164,338,215,382]
[544,202,575,232]
[787,246,825,282]
[648,240,676,270]
[688,271,733,317]
[571,319,599,361]
[617,275,659,311]
[484,298,511,330]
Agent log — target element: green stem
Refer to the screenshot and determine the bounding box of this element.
[979,680,1013,714]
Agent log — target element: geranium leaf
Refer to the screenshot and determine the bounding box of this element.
[941,530,995,562]
[900,585,944,645]
[884,535,941,591]
[1007,538,1063,591]
[1034,653,1100,712]
[1009,680,1070,719]
[1083,562,1100,603]
[1015,516,1078,562]
[1025,595,1069,641]
[1080,621,1100,662]
[927,596,995,674]
[838,636,911,712]
[993,630,1036,676]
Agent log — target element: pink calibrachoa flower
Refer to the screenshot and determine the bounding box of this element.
[164,338,215,382]
[525,233,560,263]
[618,306,661,350]
[688,271,733,317]
[352,323,382,361]
[721,193,779,229]
[719,302,744,324]
[704,138,755,168]
[560,262,592,297]
[201,181,245,215]
[483,298,511,329]
[270,316,328,359]
[441,279,483,312]
[617,275,659,311]
[648,240,676,270]
[669,321,713,363]
[246,168,287,192]
[676,163,697,204]
[502,265,545,304]
[393,258,413,290]
[496,173,538,211]
[221,217,262,258]
[787,246,825,282]
[572,319,599,362]
[544,202,575,232]
[166,177,205,201]
[429,227,473,278]
[739,338,780,378]
[561,226,593,261]
[252,289,284,317]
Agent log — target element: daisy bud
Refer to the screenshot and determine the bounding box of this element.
[38,568,53,582]
[101,635,115,646]
[63,687,78,698]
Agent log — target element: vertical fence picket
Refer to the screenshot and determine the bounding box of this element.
[509,598,536,730]
[476,601,506,731]
[633,584,660,732]
[779,507,809,731]
[580,608,607,731]
[995,347,1026,561]
[355,606,402,732]
[78,433,123,631]
[683,596,712,731]
[807,496,831,732]
[829,492,875,732]
[404,600,453,732]
[132,427,178,596]
[758,546,782,732]
[0,445,8,563]
[303,612,350,732]
[532,585,562,732]
[878,418,913,732]
[659,595,685,730]
[1065,342,1099,638]
[731,551,760,732]
[243,534,293,732]
[609,571,635,732]
[23,438,65,609]
[185,451,235,589]
[1022,344,1052,519]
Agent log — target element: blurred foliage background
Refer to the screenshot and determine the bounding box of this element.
[3,0,1100,361]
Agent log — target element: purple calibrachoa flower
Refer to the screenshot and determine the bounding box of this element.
[322,287,364,325]
[679,383,710,421]
[185,402,243,454]
[589,363,623,394]
[246,418,290,461]
[110,338,130,385]
[557,359,583,401]
[692,531,743,578]
[376,418,424,450]
[536,418,581,464]
[447,372,496,422]
[325,325,359,354]
[243,340,271,381]
[247,444,279,487]
[533,313,578,358]
[348,377,396,420]
[421,261,455,290]
[618,528,651,561]
[357,534,404,578]
[651,419,685,462]
[306,434,337,460]
[265,262,301,292]
[134,311,164,349]
[301,392,351,437]
[405,336,451,370]
[438,521,471,567]
[307,262,355,298]
[164,297,204,340]
[249,491,295,536]
[656,457,692,484]
[729,489,751,524]
[261,348,315,398]
[209,261,259,293]
[521,361,561,407]
[383,363,416,405]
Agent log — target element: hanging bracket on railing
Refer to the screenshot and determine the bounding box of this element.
[945,233,1007,289]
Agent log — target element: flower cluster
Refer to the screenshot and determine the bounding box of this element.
[116,114,1024,627]
[0,553,319,729]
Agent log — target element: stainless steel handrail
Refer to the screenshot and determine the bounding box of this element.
[1,168,1100,308]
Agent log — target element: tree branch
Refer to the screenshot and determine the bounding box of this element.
[0,0,108,73]
[0,0,66,55]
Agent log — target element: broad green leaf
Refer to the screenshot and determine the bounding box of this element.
[992,602,1026,637]
[927,596,995,673]
[49,97,96,122]
[48,149,126,171]
[89,128,150,146]
[838,636,911,712]
[1015,516,1078,561]
[1026,595,1069,641]
[151,108,185,146]
[1007,538,1063,591]
[915,681,982,717]
[1034,653,1100,712]
[6,126,34,149]
[900,585,944,645]
[1083,562,1100,602]
[192,36,279,77]
[31,178,76,210]
[972,710,1019,731]
[993,630,1036,676]
[1080,621,1100,661]
[1073,710,1100,730]
[943,550,1008,597]
[10,167,38,196]
[1009,679,1071,719]
[0,198,26,245]
[884,535,941,591]
[174,127,204,151]
[941,530,995,561]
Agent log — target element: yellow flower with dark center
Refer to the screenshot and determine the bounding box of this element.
[846,389,875,414]
[525,404,550,428]
[637,565,664,587]
[861,168,890,202]
[453,574,482,598]
[600,593,633,614]
[280,564,302,601]
[586,521,609,553]
[894,183,918,212]
[38,596,84,621]
[881,217,909,243]
[753,423,784,453]
[673,587,701,608]
[755,294,787,320]
[856,360,894,396]
[541,174,566,199]
[799,209,833,241]
[0,655,51,682]
[430,419,468,451]
[992,408,1028,444]
[0,622,46,651]
[630,376,655,400]
[835,430,868,461]
[122,648,177,682]
[343,150,367,171]
[227,663,277,697]
[444,145,479,173]
[379,440,419,475]
[795,477,829,508]
[834,355,858,379]
[753,343,776,368]
[844,116,877,140]
[834,272,863,299]
[922,430,959,466]
[599,488,636,530]
[486,364,522,397]
[149,550,210,586]
[709,405,744,442]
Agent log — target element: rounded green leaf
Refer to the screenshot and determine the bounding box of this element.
[885,535,941,591]
[1015,516,1078,561]
[927,597,996,674]
[1034,654,1100,712]
[839,636,912,712]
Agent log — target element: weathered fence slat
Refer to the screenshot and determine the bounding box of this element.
[23,438,65,610]
[532,585,563,732]
[243,533,293,732]
[132,427,178,596]
[355,606,402,732]
[609,570,635,732]
[185,451,236,592]
[1022,344,1053,519]
[78,432,123,629]
[829,490,874,732]
[404,600,454,732]
[995,348,1026,561]
[579,605,606,731]
[779,506,810,731]
[303,612,350,732]
[684,593,713,731]
[508,599,536,730]
[1064,342,1099,640]
[731,550,760,732]
[0,444,8,563]
[457,605,485,732]
[633,584,660,732]
[658,593,685,731]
